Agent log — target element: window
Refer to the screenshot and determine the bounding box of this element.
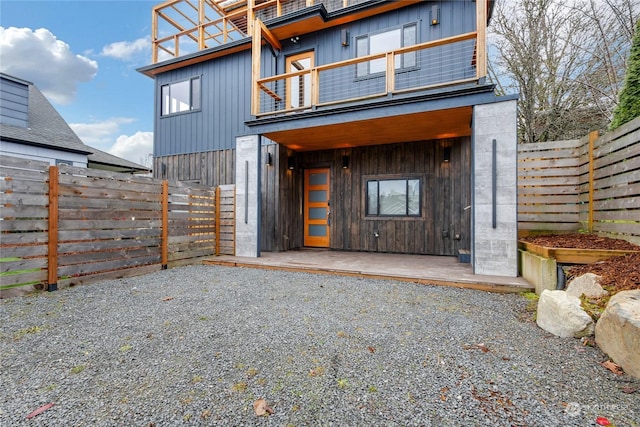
[356,23,418,77]
[366,178,420,216]
[161,76,201,116]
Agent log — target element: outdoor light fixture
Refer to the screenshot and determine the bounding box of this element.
[287,156,295,170]
[341,29,349,46]
[443,147,451,163]
[265,152,272,166]
[342,155,349,169]
[290,36,299,44]
[430,5,440,25]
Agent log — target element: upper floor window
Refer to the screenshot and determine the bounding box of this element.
[161,76,201,116]
[356,23,418,78]
[366,177,421,217]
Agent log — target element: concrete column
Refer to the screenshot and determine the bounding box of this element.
[235,135,261,257]
[472,99,518,276]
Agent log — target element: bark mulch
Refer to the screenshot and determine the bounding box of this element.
[520,233,640,293]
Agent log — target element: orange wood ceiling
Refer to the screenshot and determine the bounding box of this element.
[263,106,473,151]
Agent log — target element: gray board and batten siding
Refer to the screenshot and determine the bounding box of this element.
[154,52,253,157]
[152,0,479,158]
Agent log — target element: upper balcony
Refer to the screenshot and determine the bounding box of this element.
[151,0,400,63]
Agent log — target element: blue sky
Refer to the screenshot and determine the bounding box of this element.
[1,0,158,166]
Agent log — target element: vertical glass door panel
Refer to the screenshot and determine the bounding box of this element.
[286,52,314,110]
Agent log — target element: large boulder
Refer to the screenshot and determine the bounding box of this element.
[595,290,640,379]
[536,290,595,338]
[565,273,608,299]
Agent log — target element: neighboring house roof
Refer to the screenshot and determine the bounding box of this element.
[0,73,92,154]
[0,73,150,174]
[87,146,150,174]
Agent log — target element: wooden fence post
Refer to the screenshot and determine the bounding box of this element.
[161,180,168,269]
[587,130,598,232]
[47,166,59,291]
[215,186,221,256]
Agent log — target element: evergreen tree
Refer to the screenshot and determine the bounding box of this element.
[611,20,640,130]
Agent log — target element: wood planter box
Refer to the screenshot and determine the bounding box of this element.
[518,241,640,264]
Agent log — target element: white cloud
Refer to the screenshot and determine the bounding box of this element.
[69,117,136,146]
[0,27,98,105]
[109,132,154,166]
[101,37,150,61]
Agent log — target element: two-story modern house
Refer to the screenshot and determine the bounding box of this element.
[138,0,519,277]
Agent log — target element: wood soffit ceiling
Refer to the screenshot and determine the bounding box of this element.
[264,106,473,152]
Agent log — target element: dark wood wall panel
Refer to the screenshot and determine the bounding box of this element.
[267,137,471,255]
[153,149,235,187]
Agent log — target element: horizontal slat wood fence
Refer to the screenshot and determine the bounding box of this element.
[0,155,235,295]
[518,116,640,243]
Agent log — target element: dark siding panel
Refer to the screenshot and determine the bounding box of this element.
[267,137,471,255]
[154,51,252,157]
[0,77,29,127]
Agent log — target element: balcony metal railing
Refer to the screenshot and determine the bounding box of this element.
[255,32,480,116]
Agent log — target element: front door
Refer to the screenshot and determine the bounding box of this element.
[304,168,330,248]
[286,51,314,110]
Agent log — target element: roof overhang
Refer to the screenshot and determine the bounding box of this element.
[0,135,93,155]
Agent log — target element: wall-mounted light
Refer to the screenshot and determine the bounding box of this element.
[265,152,272,166]
[341,29,349,46]
[342,155,349,169]
[443,147,451,163]
[430,5,440,25]
[287,156,295,170]
[290,36,299,44]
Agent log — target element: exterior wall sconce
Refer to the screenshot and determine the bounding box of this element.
[342,155,349,169]
[287,156,295,170]
[443,147,451,163]
[430,5,440,25]
[265,152,272,166]
[341,29,349,46]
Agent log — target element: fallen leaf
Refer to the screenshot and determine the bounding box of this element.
[162,296,174,301]
[253,398,273,416]
[367,346,376,353]
[26,403,54,419]
[463,343,490,353]
[477,343,490,353]
[596,416,611,426]
[600,360,624,375]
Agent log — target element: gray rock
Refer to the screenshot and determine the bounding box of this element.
[536,290,595,338]
[595,290,640,379]
[565,273,608,299]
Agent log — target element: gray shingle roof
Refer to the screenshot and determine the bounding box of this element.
[1,73,150,173]
[1,76,92,154]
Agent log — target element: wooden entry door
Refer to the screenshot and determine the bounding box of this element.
[304,168,330,248]
[286,51,314,110]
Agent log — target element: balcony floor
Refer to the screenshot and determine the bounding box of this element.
[203,249,533,293]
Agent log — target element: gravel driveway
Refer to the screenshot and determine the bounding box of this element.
[1,265,638,426]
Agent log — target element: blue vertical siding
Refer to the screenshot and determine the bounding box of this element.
[154,51,253,157]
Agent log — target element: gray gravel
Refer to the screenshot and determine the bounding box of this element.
[1,265,638,426]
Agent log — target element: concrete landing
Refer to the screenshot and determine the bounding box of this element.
[203,250,533,293]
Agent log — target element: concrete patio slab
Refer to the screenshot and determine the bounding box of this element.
[203,250,533,293]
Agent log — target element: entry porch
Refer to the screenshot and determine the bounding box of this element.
[204,250,533,293]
